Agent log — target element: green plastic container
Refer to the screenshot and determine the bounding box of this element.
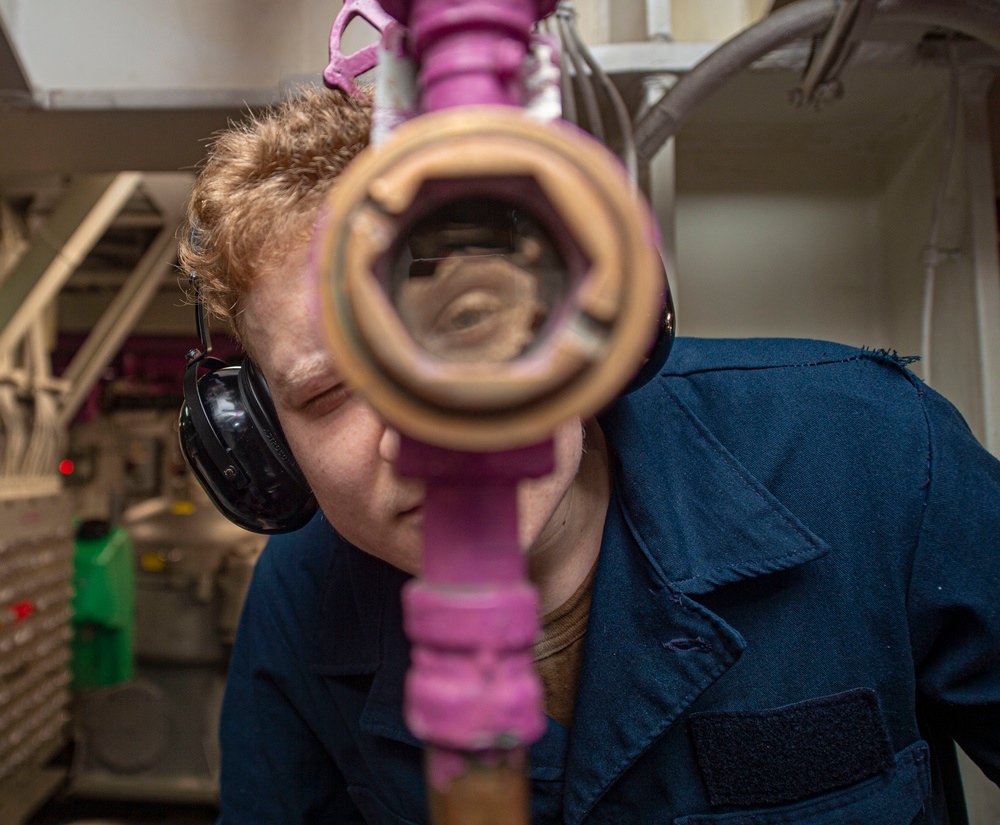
[71,521,135,689]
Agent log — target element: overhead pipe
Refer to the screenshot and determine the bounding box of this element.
[634,0,1000,163]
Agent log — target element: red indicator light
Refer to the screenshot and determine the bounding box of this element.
[0,601,34,628]
[58,459,75,476]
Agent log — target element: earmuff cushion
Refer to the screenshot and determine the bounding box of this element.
[621,284,675,396]
[178,358,317,534]
[237,357,312,490]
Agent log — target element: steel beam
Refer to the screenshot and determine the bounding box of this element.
[57,173,190,426]
[0,10,33,104]
[58,225,178,427]
[0,173,141,362]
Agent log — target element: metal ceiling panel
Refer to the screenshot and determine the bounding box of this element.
[0,11,32,105]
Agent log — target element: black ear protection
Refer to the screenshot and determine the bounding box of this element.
[177,275,317,534]
[178,251,672,536]
[622,263,675,396]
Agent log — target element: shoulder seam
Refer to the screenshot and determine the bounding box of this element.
[665,348,923,380]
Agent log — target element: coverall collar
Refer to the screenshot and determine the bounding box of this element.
[321,377,830,821]
[560,379,830,822]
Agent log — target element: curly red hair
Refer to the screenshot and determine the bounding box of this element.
[178,85,370,344]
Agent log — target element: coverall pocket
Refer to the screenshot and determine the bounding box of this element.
[347,785,423,825]
[673,740,931,825]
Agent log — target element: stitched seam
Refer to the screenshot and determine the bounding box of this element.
[668,552,818,590]
[573,589,745,822]
[659,352,925,589]
[574,645,741,823]
[612,478,670,588]
[663,351,908,380]
[904,375,935,659]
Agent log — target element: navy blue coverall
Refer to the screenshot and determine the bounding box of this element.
[218,338,1000,824]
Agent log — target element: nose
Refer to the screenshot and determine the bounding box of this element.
[379,425,401,464]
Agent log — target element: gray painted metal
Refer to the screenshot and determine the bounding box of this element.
[0,11,32,104]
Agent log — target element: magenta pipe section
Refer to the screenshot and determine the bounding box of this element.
[397,436,552,766]
[321,2,571,787]
[362,0,565,795]
[403,581,544,751]
[323,0,396,97]
[410,0,537,109]
[377,0,556,111]
[398,437,552,584]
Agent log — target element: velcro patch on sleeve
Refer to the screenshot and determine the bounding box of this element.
[689,688,894,808]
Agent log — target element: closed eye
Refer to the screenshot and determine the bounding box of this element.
[301,384,350,416]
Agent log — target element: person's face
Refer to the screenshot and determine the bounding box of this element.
[241,238,587,576]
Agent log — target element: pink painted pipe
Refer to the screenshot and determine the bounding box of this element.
[381,0,560,782]
[406,0,540,109]
[397,435,551,761]
[323,0,564,791]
